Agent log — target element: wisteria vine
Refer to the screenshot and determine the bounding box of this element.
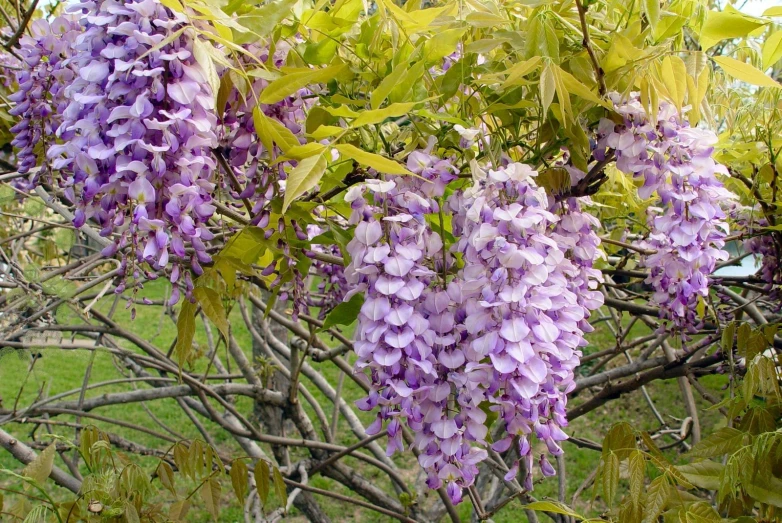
[596,94,733,330]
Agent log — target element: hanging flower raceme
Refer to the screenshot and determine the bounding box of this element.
[219,41,313,224]
[739,212,782,308]
[41,0,219,304]
[8,17,80,187]
[449,163,603,492]
[306,222,348,319]
[595,93,733,330]
[347,156,604,503]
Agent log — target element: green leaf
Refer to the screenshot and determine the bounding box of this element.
[675,460,723,490]
[746,476,782,507]
[194,287,229,340]
[253,107,300,154]
[371,64,409,109]
[713,56,782,89]
[688,427,746,459]
[230,459,248,504]
[351,102,417,127]
[721,321,736,352]
[334,143,413,175]
[321,293,363,330]
[260,64,347,104]
[272,466,287,508]
[175,300,197,366]
[602,452,620,507]
[255,460,271,506]
[700,9,767,51]
[603,422,636,458]
[124,503,141,523]
[200,477,221,521]
[282,154,328,213]
[684,502,722,522]
[737,322,751,356]
[762,31,782,69]
[22,443,55,485]
[523,501,583,518]
[499,56,542,88]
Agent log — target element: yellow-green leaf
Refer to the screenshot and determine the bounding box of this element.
[746,476,782,507]
[764,6,782,17]
[273,467,287,508]
[334,143,413,175]
[192,39,220,104]
[540,63,555,117]
[282,154,328,212]
[688,426,746,458]
[661,55,687,111]
[253,107,300,154]
[275,143,327,162]
[500,56,542,88]
[22,443,55,485]
[236,0,300,43]
[169,499,190,521]
[628,450,645,506]
[194,287,229,339]
[200,478,221,521]
[255,460,271,506]
[159,0,184,13]
[260,64,347,104]
[700,9,767,51]
[424,28,468,63]
[602,452,620,507]
[554,64,610,109]
[308,125,344,140]
[643,0,660,32]
[762,31,782,69]
[644,475,668,523]
[523,501,582,518]
[351,102,417,127]
[175,300,197,366]
[230,459,248,503]
[675,460,723,490]
[371,64,409,109]
[157,462,176,494]
[713,56,782,89]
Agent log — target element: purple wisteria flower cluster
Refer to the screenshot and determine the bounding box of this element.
[220,41,311,224]
[306,223,347,319]
[596,93,733,330]
[449,164,603,492]
[9,17,80,185]
[346,155,604,503]
[9,0,219,305]
[217,41,319,319]
[741,214,782,306]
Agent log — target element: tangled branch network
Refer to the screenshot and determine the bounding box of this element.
[5,0,739,506]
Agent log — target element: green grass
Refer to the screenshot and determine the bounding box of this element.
[0,281,729,522]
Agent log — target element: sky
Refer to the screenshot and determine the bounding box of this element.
[733,0,780,16]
